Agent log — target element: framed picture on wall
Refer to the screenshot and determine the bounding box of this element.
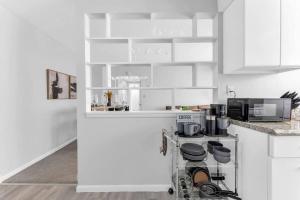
[47,69,70,99]
[69,75,77,99]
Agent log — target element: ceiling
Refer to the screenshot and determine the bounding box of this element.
[0,0,230,58]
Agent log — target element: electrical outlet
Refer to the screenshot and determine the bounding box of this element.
[226,85,233,93]
[226,85,236,96]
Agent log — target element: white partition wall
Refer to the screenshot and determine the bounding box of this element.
[84,12,219,114]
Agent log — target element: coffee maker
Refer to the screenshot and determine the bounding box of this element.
[206,104,229,136]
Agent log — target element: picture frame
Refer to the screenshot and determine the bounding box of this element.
[69,75,77,99]
[46,69,70,100]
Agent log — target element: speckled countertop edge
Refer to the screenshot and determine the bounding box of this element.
[230,119,300,136]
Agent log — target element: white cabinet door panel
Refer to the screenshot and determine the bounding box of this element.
[244,0,281,66]
[281,0,300,66]
[270,136,300,158]
[269,158,300,200]
[228,125,268,200]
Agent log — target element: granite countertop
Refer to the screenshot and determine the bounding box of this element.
[230,119,300,136]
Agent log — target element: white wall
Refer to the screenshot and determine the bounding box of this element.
[0,5,78,179]
[218,70,300,103]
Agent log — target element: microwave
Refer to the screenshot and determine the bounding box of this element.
[227,98,291,122]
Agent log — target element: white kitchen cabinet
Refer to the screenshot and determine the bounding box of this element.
[223,0,280,74]
[281,0,300,66]
[223,0,300,74]
[228,125,269,200]
[244,0,280,67]
[229,125,300,200]
[268,158,300,200]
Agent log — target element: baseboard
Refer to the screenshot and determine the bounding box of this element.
[0,137,77,183]
[76,184,171,193]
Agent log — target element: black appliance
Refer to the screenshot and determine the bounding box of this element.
[210,104,226,117]
[206,104,229,137]
[227,98,292,122]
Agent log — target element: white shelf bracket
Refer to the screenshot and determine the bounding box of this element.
[105,13,111,37]
[106,64,112,87]
[172,39,176,62]
[128,39,133,63]
[192,64,197,87]
[172,88,176,110]
[192,14,198,38]
[150,64,154,87]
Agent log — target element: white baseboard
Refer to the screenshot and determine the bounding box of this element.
[0,137,77,183]
[76,184,171,193]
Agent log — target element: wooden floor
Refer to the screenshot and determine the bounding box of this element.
[0,185,172,200]
[4,142,77,184]
[1,141,172,200]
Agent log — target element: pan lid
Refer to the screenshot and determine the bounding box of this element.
[180,143,205,156]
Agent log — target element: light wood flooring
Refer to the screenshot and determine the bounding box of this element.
[0,185,171,200]
[1,141,172,200]
[4,142,77,184]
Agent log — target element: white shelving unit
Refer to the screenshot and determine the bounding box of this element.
[84,12,219,113]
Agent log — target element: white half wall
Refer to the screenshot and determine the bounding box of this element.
[0,5,78,180]
[77,0,218,191]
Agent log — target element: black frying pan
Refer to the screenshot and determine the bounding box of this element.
[198,182,242,200]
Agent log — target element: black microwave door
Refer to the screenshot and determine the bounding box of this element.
[227,99,248,121]
[248,99,284,121]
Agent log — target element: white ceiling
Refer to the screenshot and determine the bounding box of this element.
[0,0,222,58]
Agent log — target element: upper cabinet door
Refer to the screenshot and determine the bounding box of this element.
[244,0,281,66]
[281,0,300,66]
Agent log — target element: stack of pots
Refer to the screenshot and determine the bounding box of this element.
[207,141,231,163]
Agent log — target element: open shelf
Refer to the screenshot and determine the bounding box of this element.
[84,12,219,113]
[86,61,217,66]
[86,37,218,42]
[86,12,217,20]
[86,86,218,90]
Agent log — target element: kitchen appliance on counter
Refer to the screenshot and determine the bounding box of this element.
[227,98,292,122]
[210,104,226,117]
[206,104,229,137]
[205,109,216,136]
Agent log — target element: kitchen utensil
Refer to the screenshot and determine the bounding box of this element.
[191,168,210,186]
[211,173,226,181]
[217,116,230,136]
[185,162,211,186]
[281,91,300,110]
[180,143,205,156]
[211,104,226,117]
[166,106,172,110]
[198,182,241,200]
[108,107,115,111]
[214,146,231,157]
[124,105,129,111]
[184,123,200,136]
[207,141,223,154]
[181,151,207,162]
[217,117,230,129]
[205,109,216,136]
[213,154,230,163]
[199,110,206,133]
[177,122,185,134]
[115,105,124,111]
[185,161,208,175]
[177,132,204,138]
[160,131,167,156]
